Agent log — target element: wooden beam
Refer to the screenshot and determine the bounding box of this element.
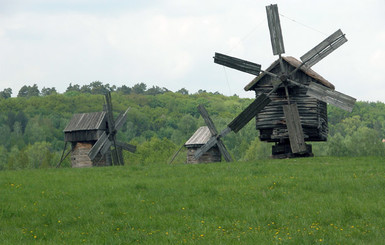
[283,104,307,153]
[88,132,108,160]
[197,104,218,136]
[306,82,356,112]
[214,53,261,76]
[300,29,347,68]
[266,4,285,55]
[228,94,271,133]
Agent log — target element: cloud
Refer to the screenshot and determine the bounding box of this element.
[0,0,384,102]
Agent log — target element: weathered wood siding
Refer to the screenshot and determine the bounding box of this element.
[253,61,328,142]
[64,129,105,142]
[186,146,221,164]
[71,142,107,168]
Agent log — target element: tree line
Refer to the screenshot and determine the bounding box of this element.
[0,81,384,170]
[0,81,194,99]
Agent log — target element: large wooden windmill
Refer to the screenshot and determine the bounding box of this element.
[195,4,356,159]
[59,92,136,167]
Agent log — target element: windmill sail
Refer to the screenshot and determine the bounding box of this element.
[214,53,261,76]
[283,104,307,153]
[195,104,232,162]
[228,94,271,133]
[306,82,356,112]
[266,4,285,55]
[300,29,347,68]
[197,104,219,136]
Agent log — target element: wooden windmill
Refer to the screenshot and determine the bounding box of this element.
[196,4,356,159]
[59,92,136,167]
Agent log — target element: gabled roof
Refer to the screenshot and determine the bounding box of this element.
[64,111,106,132]
[244,56,335,91]
[185,126,212,146]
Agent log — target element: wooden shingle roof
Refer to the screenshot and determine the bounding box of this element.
[64,111,106,132]
[244,56,335,91]
[185,126,212,146]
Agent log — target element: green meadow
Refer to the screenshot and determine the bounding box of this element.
[1,157,384,244]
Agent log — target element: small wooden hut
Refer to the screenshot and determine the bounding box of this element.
[63,111,109,167]
[244,56,335,157]
[185,126,221,163]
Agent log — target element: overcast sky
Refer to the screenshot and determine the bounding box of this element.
[0,0,384,102]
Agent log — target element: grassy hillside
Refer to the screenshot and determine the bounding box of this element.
[1,157,384,244]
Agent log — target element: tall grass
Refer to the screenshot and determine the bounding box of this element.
[1,157,384,244]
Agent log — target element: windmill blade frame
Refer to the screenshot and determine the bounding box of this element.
[306,82,356,112]
[282,103,307,153]
[214,53,262,76]
[300,29,347,69]
[266,4,285,56]
[115,108,130,131]
[209,4,355,159]
[87,92,135,166]
[194,93,272,160]
[195,104,232,162]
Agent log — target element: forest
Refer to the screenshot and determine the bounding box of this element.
[0,81,384,170]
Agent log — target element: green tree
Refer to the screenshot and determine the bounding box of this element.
[327,133,349,156]
[17,84,40,97]
[0,146,8,170]
[66,83,81,92]
[345,127,385,156]
[241,138,271,161]
[89,81,112,95]
[7,146,28,170]
[16,111,28,134]
[132,83,147,94]
[24,142,54,168]
[0,88,12,99]
[130,137,176,164]
[176,88,189,95]
[116,85,132,94]
[0,125,11,149]
[41,87,57,96]
[6,111,16,132]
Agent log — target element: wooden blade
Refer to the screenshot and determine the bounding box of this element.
[266,4,285,55]
[116,141,137,153]
[100,138,112,155]
[114,107,130,131]
[105,92,115,132]
[194,136,218,160]
[194,127,232,160]
[197,104,218,136]
[228,93,271,133]
[214,53,261,76]
[306,82,356,112]
[88,132,108,160]
[300,29,347,68]
[216,140,232,162]
[116,146,124,165]
[111,148,118,166]
[282,104,307,154]
[111,137,121,166]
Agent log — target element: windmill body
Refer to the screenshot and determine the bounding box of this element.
[185,126,221,163]
[63,111,110,167]
[59,92,136,168]
[194,4,356,159]
[244,56,332,157]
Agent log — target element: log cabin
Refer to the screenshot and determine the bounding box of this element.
[244,56,335,157]
[185,126,221,163]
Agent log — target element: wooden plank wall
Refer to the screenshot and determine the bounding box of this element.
[253,64,328,142]
[71,142,107,168]
[186,146,221,164]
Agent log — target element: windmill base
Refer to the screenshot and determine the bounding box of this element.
[271,142,313,159]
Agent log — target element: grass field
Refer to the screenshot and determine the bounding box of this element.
[1,157,384,244]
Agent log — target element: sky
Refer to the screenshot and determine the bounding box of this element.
[0,0,384,102]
